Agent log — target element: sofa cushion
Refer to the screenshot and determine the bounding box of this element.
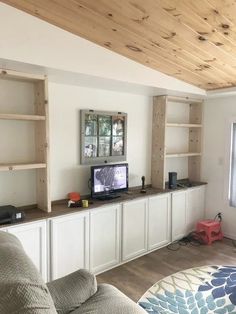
[71,283,146,314]
[47,269,97,314]
[0,231,57,314]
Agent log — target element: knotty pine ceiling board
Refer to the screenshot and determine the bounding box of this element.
[3,0,236,90]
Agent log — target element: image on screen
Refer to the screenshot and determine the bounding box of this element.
[94,166,127,193]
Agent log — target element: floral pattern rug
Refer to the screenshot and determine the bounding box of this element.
[138,266,236,314]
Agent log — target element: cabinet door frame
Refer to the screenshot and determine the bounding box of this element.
[147,193,171,251]
[50,212,89,281]
[89,204,121,274]
[186,185,206,233]
[7,220,47,281]
[122,198,148,262]
[171,190,187,242]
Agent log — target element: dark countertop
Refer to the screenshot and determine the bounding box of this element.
[0,182,207,228]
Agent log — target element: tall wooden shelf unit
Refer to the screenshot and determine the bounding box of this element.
[0,69,51,212]
[152,95,203,189]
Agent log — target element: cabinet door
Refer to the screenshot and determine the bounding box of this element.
[7,221,47,281]
[172,191,187,241]
[122,198,147,261]
[148,194,171,250]
[90,205,120,274]
[50,212,89,280]
[186,186,206,233]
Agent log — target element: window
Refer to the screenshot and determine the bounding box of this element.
[229,123,236,207]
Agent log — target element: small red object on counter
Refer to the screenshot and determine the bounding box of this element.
[68,192,81,202]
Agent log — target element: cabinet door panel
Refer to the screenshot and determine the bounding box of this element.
[90,205,120,274]
[186,186,206,233]
[8,221,47,281]
[148,194,171,250]
[172,191,187,241]
[50,212,89,280]
[122,198,147,261]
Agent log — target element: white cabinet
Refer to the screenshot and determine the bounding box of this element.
[50,212,89,280]
[122,198,148,261]
[172,186,206,241]
[186,186,206,233]
[148,193,171,250]
[90,204,120,274]
[7,220,47,281]
[171,190,187,241]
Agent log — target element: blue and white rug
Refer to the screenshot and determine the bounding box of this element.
[138,265,236,313]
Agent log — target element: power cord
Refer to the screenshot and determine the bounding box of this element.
[167,231,204,251]
[167,212,223,251]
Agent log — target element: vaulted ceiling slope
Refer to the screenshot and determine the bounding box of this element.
[3,0,236,90]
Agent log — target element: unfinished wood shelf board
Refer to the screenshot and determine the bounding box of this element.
[166,123,202,128]
[0,68,51,212]
[0,113,46,121]
[151,95,203,189]
[166,152,201,158]
[0,163,46,171]
[0,69,45,82]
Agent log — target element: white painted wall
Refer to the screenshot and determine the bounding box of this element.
[202,96,236,239]
[0,79,36,206]
[49,82,152,200]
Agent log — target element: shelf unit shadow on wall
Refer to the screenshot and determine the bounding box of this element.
[0,69,50,212]
[152,95,203,189]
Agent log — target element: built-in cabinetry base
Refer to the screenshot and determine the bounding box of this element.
[0,185,206,281]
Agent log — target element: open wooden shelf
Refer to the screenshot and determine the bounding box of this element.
[152,95,203,189]
[166,152,201,158]
[0,113,46,121]
[0,163,47,171]
[0,68,50,212]
[166,123,202,128]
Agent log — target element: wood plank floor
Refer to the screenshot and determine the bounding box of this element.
[97,239,236,302]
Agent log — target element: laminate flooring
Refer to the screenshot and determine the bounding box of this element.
[97,239,236,302]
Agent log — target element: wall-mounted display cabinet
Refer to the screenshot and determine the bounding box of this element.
[80,110,127,165]
[151,95,203,189]
[0,69,50,212]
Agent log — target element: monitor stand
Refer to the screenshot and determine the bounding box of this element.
[96,193,121,201]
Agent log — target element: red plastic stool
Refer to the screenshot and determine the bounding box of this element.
[196,220,223,245]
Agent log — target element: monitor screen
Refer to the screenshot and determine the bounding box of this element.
[91,164,128,196]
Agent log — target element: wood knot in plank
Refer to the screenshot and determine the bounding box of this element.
[151,40,161,47]
[221,23,229,29]
[204,58,216,62]
[198,36,207,41]
[104,42,112,47]
[126,45,142,52]
[198,32,208,35]
[162,32,176,40]
[133,15,149,24]
[163,7,175,12]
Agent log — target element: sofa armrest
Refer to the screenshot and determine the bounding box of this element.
[47,269,97,314]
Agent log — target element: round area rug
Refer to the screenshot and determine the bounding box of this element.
[138,266,236,314]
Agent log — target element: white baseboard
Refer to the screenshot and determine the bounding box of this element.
[224,233,236,240]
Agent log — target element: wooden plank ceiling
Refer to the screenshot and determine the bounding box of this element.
[3,0,236,90]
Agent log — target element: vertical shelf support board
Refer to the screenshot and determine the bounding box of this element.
[151,96,166,189]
